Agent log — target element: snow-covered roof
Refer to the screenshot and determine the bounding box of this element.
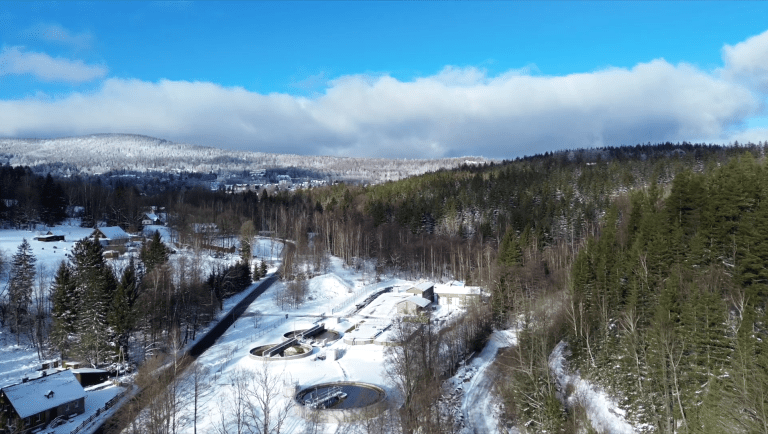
[415,281,434,291]
[94,226,130,240]
[70,368,108,374]
[143,213,159,221]
[435,286,482,296]
[400,295,431,308]
[2,370,85,418]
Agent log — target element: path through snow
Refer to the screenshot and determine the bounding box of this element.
[549,341,636,434]
[454,329,517,434]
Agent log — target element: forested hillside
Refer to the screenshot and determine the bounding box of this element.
[0,134,491,183]
[548,152,768,432]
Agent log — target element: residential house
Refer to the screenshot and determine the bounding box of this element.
[0,370,85,433]
[90,226,131,247]
[140,212,161,226]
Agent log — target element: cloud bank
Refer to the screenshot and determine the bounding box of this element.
[3,30,768,158]
[0,46,107,83]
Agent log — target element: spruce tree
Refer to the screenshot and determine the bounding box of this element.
[50,261,77,357]
[498,229,522,267]
[259,259,268,278]
[109,259,138,360]
[70,237,117,366]
[8,238,35,344]
[140,230,170,273]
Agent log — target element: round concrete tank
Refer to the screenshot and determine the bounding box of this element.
[295,382,387,423]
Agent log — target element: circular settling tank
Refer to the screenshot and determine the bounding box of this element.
[283,329,341,343]
[296,382,385,410]
[249,342,314,361]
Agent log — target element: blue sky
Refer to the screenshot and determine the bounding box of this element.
[2,1,768,159]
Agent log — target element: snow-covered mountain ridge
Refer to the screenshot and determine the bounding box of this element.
[0,134,493,183]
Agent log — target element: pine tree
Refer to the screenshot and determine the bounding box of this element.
[70,237,117,366]
[8,238,35,344]
[50,261,77,357]
[109,259,139,361]
[260,259,268,278]
[141,230,170,274]
[498,229,522,267]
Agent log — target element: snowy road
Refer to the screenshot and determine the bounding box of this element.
[459,329,517,434]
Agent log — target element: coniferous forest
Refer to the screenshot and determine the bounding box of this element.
[1,141,768,432]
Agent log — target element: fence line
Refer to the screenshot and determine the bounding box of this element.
[69,387,131,434]
[330,282,386,314]
[252,316,289,339]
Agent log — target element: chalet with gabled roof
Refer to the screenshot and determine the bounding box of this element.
[0,370,85,433]
[141,212,161,226]
[90,226,131,246]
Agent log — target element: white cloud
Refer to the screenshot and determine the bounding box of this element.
[22,23,94,50]
[0,46,107,83]
[2,30,768,158]
[723,28,768,92]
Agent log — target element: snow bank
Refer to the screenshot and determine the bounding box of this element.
[549,341,636,434]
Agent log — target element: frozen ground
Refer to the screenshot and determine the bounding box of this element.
[549,341,639,434]
[183,258,406,434]
[439,329,517,434]
[178,260,501,434]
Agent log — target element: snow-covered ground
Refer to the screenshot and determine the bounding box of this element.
[438,329,517,434]
[183,258,407,434]
[549,341,638,434]
[170,258,498,434]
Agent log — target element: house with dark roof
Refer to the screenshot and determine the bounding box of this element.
[0,370,85,433]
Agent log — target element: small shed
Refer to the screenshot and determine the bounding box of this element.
[71,368,110,387]
[33,231,65,242]
[406,281,434,302]
[397,295,432,315]
[0,370,85,432]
